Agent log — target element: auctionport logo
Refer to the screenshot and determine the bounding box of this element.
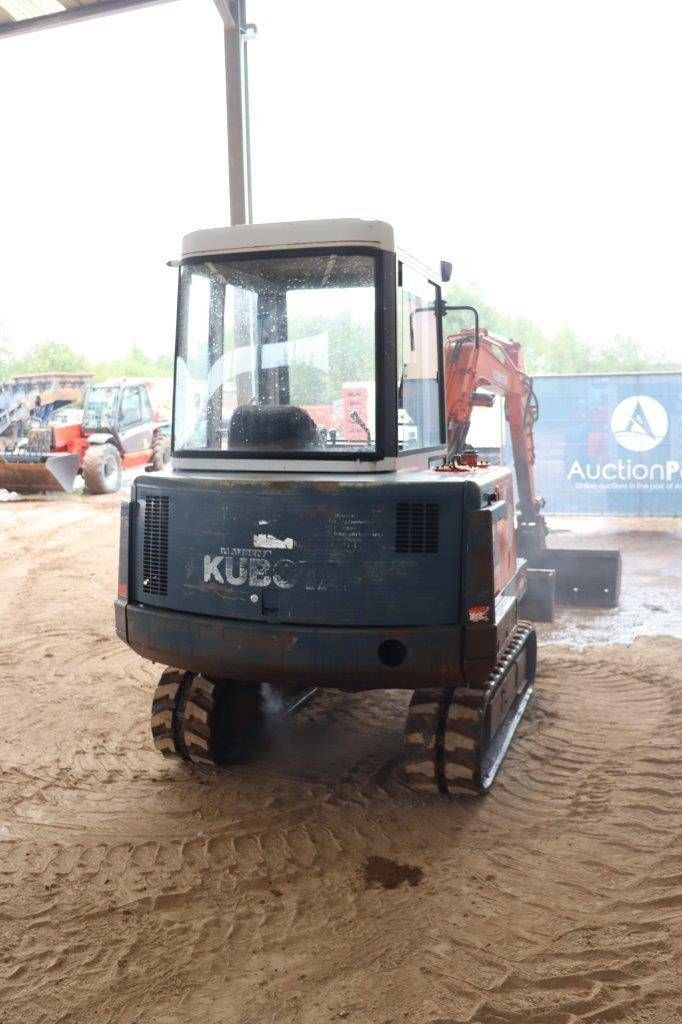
[567,393,679,488]
[610,395,669,452]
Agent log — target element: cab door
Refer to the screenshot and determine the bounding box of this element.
[117,386,153,454]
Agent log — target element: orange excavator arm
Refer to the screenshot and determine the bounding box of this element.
[443,325,547,558]
[440,316,621,612]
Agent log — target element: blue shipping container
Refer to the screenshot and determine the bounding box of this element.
[526,373,682,516]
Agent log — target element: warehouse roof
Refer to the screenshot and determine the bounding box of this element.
[0,0,175,36]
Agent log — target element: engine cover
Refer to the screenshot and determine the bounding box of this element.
[128,469,486,628]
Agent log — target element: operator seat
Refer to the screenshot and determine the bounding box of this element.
[228,404,319,451]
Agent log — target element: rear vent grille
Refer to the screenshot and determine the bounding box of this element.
[395,502,439,554]
[143,495,169,596]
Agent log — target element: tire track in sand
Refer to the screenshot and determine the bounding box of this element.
[1,500,681,1024]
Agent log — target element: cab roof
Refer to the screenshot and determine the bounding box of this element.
[178,219,444,283]
[181,219,394,259]
[89,378,150,389]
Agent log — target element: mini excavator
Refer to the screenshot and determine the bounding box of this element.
[115,218,621,796]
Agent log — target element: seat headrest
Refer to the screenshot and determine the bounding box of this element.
[228,404,319,450]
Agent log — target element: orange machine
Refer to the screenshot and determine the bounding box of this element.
[0,378,170,495]
[442,323,621,617]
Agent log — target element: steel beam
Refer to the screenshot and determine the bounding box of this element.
[1,0,255,225]
[220,0,253,225]
[0,0,178,38]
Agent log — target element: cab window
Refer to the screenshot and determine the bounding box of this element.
[397,263,443,450]
[120,387,142,428]
[140,387,153,422]
[173,252,377,455]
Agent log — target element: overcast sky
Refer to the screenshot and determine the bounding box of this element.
[1,0,680,361]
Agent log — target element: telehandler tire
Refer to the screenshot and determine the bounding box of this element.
[83,443,122,494]
[151,435,170,471]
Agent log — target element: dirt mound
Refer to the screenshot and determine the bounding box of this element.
[1,499,681,1024]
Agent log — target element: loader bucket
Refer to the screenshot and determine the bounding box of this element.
[529,548,622,609]
[0,452,81,494]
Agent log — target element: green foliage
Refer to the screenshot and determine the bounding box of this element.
[7,340,87,375]
[1,283,678,393]
[0,342,12,382]
[288,362,329,406]
[587,335,657,374]
[1,341,173,384]
[91,344,173,382]
[287,312,374,404]
[444,282,681,375]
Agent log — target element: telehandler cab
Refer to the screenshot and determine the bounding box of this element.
[115,219,620,795]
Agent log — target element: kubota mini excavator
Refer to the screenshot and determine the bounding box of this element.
[114,219,621,796]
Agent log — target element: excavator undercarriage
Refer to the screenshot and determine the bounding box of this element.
[405,621,536,795]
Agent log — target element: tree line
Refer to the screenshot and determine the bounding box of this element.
[1,286,679,384]
[444,283,680,374]
[0,341,173,383]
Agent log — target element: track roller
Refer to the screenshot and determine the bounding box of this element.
[404,622,537,797]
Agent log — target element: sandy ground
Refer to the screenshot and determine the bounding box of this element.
[1,496,682,1024]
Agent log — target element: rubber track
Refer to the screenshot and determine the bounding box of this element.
[151,675,293,773]
[444,621,535,795]
[150,667,193,761]
[404,687,453,794]
[179,675,221,773]
[403,621,535,797]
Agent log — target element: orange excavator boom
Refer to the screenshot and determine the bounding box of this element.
[442,320,621,617]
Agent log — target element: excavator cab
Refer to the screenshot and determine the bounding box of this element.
[170,227,443,463]
[115,220,552,794]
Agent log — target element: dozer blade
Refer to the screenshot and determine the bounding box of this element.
[0,452,81,494]
[529,548,622,608]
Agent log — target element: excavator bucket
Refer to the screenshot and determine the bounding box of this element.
[533,548,622,607]
[0,452,81,495]
[523,548,622,621]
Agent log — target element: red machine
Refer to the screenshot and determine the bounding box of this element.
[0,379,170,495]
[443,324,621,618]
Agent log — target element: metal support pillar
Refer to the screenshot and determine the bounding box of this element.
[215,0,254,225]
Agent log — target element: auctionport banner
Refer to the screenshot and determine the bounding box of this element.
[530,373,682,516]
